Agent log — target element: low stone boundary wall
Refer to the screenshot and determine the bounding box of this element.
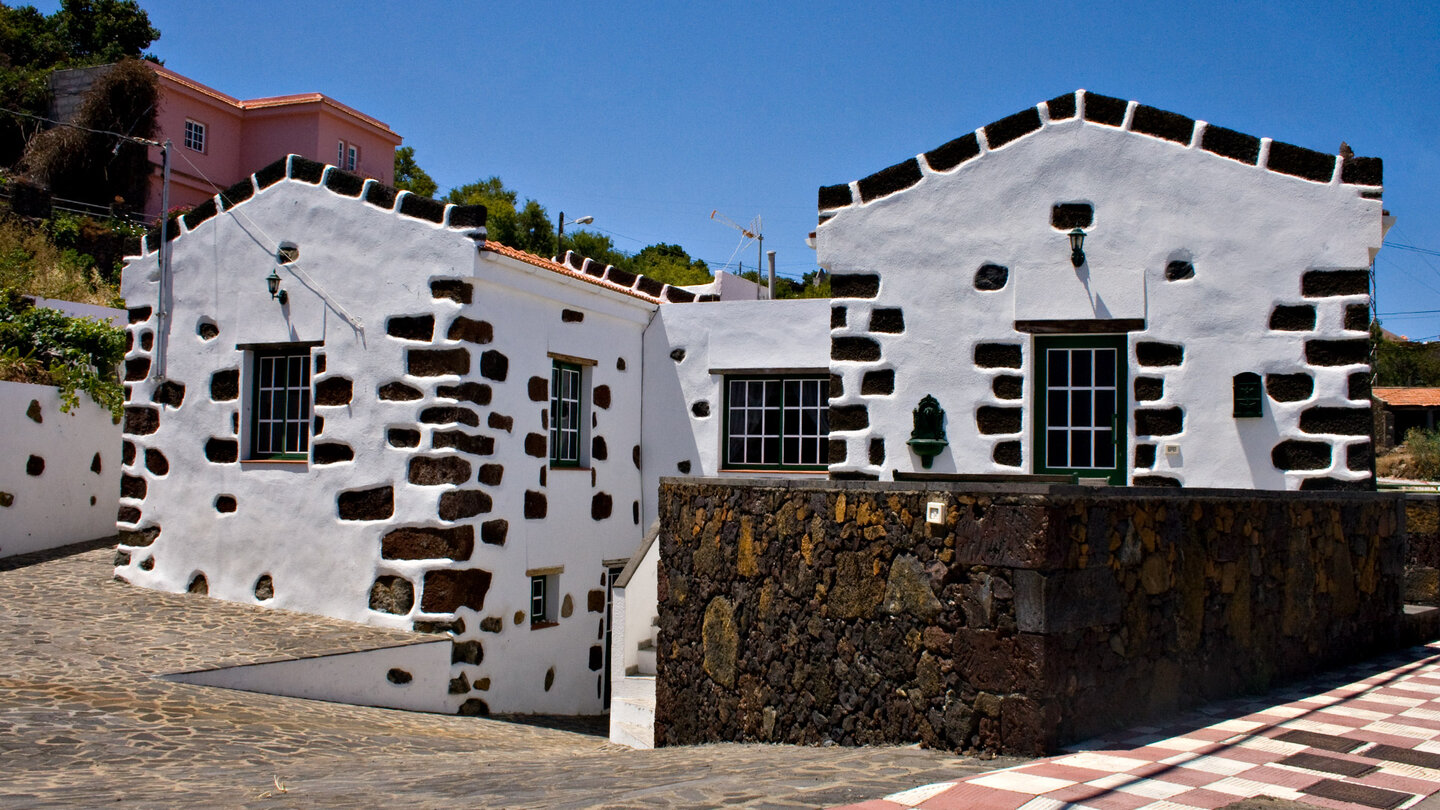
[1405,495,1440,605]
[655,478,1405,755]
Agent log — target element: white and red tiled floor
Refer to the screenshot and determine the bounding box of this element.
[839,644,1440,810]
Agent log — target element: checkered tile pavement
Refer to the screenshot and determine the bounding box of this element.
[838,643,1440,810]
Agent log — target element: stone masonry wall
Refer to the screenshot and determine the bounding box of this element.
[1405,495,1440,605]
[655,479,1405,755]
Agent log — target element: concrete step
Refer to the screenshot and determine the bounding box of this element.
[1403,604,1440,646]
[610,719,654,750]
[635,646,656,675]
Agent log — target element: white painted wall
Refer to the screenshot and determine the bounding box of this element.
[817,91,1383,489]
[163,639,453,713]
[118,159,655,715]
[639,298,831,527]
[0,381,120,558]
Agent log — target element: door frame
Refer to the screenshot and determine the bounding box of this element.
[1031,334,1129,485]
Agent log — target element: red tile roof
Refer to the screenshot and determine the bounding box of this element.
[479,241,661,304]
[1374,388,1440,407]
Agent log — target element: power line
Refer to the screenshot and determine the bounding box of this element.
[0,106,160,147]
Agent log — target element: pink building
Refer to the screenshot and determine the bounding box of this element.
[144,64,402,218]
[50,63,403,219]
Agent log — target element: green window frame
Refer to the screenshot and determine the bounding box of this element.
[1032,335,1128,485]
[549,360,583,467]
[249,348,312,460]
[723,375,829,471]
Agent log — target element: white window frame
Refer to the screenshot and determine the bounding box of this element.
[183,119,206,153]
[723,374,829,470]
[346,144,358,171]
[337,139,346,166]
[529,572,559,627]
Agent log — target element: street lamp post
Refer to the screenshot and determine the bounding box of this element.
[556,212,594,259]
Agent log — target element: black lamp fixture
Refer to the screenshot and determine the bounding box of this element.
[265,269,287,304]
[1069,228,1086,267]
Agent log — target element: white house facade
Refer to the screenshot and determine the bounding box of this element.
[816,89,1386,490]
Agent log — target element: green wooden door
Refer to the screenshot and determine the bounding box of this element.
[1033,335,1128,485]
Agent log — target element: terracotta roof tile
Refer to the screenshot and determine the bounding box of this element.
[1374,388,1440,407]
[480,242,661,304]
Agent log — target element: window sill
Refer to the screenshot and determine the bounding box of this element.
[241,459,309,466]
[548,465,591,472]
[530,621,558,630]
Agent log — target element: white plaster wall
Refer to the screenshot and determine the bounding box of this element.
[118,161,654,715]
[817,94,1383,489]
[164,640,452,713]
[0,381,120,558]
[640,298,831,527]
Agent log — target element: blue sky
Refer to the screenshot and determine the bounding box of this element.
[38,1,1440,336]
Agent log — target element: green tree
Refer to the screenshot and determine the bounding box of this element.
[561,229,627,268]
[444,176,553,256]
[1374,327,1440,387]
[629,243,712,287]
[53,0,159,64]
[20,57,158,208]
[392,146,436,198]
[0,0,160,167]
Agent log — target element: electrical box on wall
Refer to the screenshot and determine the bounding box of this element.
[926,501,945,524]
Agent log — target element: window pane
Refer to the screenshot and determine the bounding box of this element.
[1049,350,1068,387]
[1071,430,1092,468]
[1071,390,1092,428]
[802,380,819,406]
[747,437,762,462]
[1047,429,1067,467]
[747,382,763,407]
[1095,390,1115,424]
[783,437,798,464]
[1094,429,1113,467]
[1095,350,1116,386]
[1048,391,1067,427]
[729,437,744,462]
[1071,351,1092,387]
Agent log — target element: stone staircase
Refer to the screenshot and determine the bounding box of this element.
[611,615,658,748]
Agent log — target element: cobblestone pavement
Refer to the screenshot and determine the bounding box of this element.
[0,540,1017,808]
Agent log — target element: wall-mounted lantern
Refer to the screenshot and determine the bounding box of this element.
[1233,372,1262,418]
[265,269,288,304]
[1069,228,1086,267]
[907,394,949,469]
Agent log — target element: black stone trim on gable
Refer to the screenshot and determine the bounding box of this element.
[182,199,217,230]
[289,157,325,184]
[447,205,487,229]
[219,176,256,210]
[857,158,923,203]
[254,158,287,190]
[323,168,366,197]
[636,275,665,297]
[364,181,399,210]
[665,287,697,303]
[1266,141,1337,183]
[924,132,981,172]
[1046,92,1077,121]
[605,266,637,288]
[984,107,1041,149]
[1130,105,1194,144]
[399,193,447,224]
[819,183,853,210]
[1341,156,1382,186]
[1082,93,1128,126]
[1200,125,1261,165]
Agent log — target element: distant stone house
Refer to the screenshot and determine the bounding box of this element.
[1374,387,1440,450]
[815,89,1387,490]
[115,155,828,715]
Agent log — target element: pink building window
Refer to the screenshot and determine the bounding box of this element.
[336,139,345,166]
[184,119,206,152]
[346,145,358,171]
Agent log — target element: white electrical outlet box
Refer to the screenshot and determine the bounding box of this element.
[1165,444,1180,456]
[926,502,945,525]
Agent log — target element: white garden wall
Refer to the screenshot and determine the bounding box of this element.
[0,381,120,558]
